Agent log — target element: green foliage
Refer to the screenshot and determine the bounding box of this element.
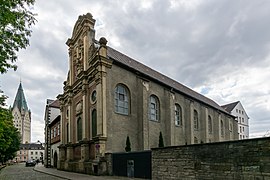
[158,132,164,148]
[0,88,8,106]
[0,103,21,163]
[0,0,36,73]
[125,136,131,152]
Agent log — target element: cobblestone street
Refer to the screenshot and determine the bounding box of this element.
[0,163,64,180]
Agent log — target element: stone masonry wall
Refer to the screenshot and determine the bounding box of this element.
[152,137,270,179]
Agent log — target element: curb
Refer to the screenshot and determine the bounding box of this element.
[33,166,70,180]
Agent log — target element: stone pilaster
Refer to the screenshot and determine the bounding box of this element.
[169,92,175,146]
[142,80,150,150]
[82,84,87,139]
[80,140,90,161]
[66,144,74,161]
[58,144,66,170]
[205,108,209,142]
[190,101,194,144]
[58,144,66,161]
[68,98,73,143]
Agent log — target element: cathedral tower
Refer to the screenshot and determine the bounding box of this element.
[12,82,31,143]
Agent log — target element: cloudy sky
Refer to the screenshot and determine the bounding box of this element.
[1,0,270,142]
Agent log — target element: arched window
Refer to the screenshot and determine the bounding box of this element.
[208,115,212,134]
[115,84,129,115]
[220,120,224,137]
[229,123,233,132]
[194,110,198,130]
[149,95,159,121]
[175,104,182,126]
[77,117,82,141]
[92,109,97,137]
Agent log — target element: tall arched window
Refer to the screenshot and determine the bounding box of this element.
[220,120,224,137]
[115,84,129,115]
[77,117,82,141]
[92,109,97,137]
[194,110,198,130]
[208,115,212,134]
[175,104,182,126]
[149,95,159,121]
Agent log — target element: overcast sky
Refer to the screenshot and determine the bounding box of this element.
[1,0,270,142]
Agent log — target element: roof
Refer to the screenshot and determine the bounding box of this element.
[107,46,231,115]
[46,99,60,108]
[49,99,60,108]
[221,101,240,113]
[20,143,44,150]
[12,82,29,112]
[49,115,61,127]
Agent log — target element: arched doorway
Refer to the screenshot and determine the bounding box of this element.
[53,151,58,168]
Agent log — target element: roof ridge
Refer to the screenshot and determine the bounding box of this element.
[107,46,230,115]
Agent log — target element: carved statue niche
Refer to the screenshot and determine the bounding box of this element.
[74,39,84,77]
[76,101,83,115]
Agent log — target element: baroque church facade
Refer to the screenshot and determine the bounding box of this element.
[57,13,238,174]
[12,82,31,144]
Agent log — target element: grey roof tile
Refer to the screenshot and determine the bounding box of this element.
[221,101,239,113]
[107,46,231,115]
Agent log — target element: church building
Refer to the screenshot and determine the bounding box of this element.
[12,82,31,144]
[57,13,239,174]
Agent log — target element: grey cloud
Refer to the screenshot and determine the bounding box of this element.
[1,0,270,141]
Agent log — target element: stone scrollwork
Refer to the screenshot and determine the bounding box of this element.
[74,39,84,78]
[88,43,98,64]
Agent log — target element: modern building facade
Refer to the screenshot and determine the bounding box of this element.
[44,99,61,168]
[11,82,31,143]
[222,101,249,139]
[57,13,239,174]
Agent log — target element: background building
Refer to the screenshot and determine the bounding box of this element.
[44,99,60,168]
[11,82,31,143]
[222,101,249,139]
[57,13,239,175]
[14,142,44,163]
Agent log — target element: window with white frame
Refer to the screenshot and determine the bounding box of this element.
[115,84,129,115]
[175,104,182,126]
[149,95,159,121]
[53,127,56,138]
[57,123,60,136]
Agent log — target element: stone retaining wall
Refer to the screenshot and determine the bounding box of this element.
[152,137,270,179]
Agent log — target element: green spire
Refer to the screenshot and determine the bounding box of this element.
[12,82,28,112]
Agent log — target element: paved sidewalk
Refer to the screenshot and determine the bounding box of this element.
[34,163,140,180]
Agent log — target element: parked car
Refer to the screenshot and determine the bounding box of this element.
[25,160,36,167]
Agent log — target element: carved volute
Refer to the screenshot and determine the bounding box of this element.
[66,13,96,85]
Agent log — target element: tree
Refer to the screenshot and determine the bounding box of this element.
[158,132,164,148]
[0,106,21,163]
[0,89,8,106]
[0,0,36,73]
[125,136,131,152]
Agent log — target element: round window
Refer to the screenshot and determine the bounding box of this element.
[91,90,97,103]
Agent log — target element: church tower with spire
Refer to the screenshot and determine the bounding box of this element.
[12,82,31,143]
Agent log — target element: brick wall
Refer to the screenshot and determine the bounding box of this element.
[152,137,270,179]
